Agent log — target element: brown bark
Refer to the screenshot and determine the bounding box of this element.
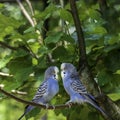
[69,0,120,120]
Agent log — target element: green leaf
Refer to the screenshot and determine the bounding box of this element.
[0,14,21,40]
[38,56,47,69]
[94,26,107,35]
[104,51,120,72]
[0,3,4,8]
[97,69,112,86]
[2,78,21,91]
[26,107,41,120]
[45,32,63,44]
[115,70,120,74]
[29,42,40,54]
[0,56,12,69]
[108,93,120,101]
[86,25,107,35]
[24,26,35,33]
[104,43,120,53]
[35,3,57,20]
[0,14,21,28]
[62,33,75,43]
[8,55,33,82]
[34,68,45,81]
[87,8,101,19]
[38,46,50,56]
[104,35,119,45]
[60,9,73,23]
[52,46,69,61]
[13,49,29,58]
[45,32,74,44]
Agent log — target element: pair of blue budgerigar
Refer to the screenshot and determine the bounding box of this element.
[18,63,108,120]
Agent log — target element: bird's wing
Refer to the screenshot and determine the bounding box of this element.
[32,80,48,102]
[71,77,87,94]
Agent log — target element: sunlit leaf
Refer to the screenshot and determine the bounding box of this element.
[0,56,12,69]
[108,93,120,101]
[24,27,35,33]
[115,70,120,74]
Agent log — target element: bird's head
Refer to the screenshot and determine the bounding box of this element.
[45,66,59,80]
[60,63,77,79]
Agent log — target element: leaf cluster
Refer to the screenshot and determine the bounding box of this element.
[0,0,120,120]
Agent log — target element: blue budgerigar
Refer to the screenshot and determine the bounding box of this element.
[18,66,59,120]
[61,63,111,119]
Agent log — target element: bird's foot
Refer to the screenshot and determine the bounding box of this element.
[44,104,55,110]
[51,105,55,110]
[65,101,73,108]
[45,103,49,109]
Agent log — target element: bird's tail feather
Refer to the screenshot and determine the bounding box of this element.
[85,94,113,120]
[18,105,34,120]
[18,112,26,120]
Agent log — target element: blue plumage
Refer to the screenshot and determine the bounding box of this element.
[18,66,59,120]
[61,63,111,119]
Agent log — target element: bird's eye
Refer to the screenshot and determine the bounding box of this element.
[54,74,56,77]
[63,72,66,74]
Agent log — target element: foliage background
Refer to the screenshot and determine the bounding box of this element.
[0,0,120,120]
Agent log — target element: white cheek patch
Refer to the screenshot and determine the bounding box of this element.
[61,71,65,79]
[55,74,58,80]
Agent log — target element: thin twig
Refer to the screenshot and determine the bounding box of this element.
[16,0,35,27]
[16,0,42,55]
[25,0,34,16]
[98,0,108,14]
[16,0,43,44]
[0,87,74,109]
[0,72,13,77]
[25,0,37,25]
[0,72,33,77]
[11,90,27,95]
[0,41,17,50]
[25,43,39,60]
[0,41,38,60]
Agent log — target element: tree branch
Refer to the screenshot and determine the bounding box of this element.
[98,0,108,14]
[0,87,72,109]
[0,72,13,77]
[25,0,37,25]
[1,87,119,120]
[16,0,35,27]
[69,0,100,95]
[69,0,87,69]
[11,89,27,95]
[0,41,17,50]
[69,0,120,120]
[16,0,43,44]
[0,41,38,60]
[25,0,34,16]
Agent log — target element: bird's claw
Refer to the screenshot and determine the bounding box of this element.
[45,103,49,109]
[65,101,72,108]
[52,105,55,110]
[44,104,55,110]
